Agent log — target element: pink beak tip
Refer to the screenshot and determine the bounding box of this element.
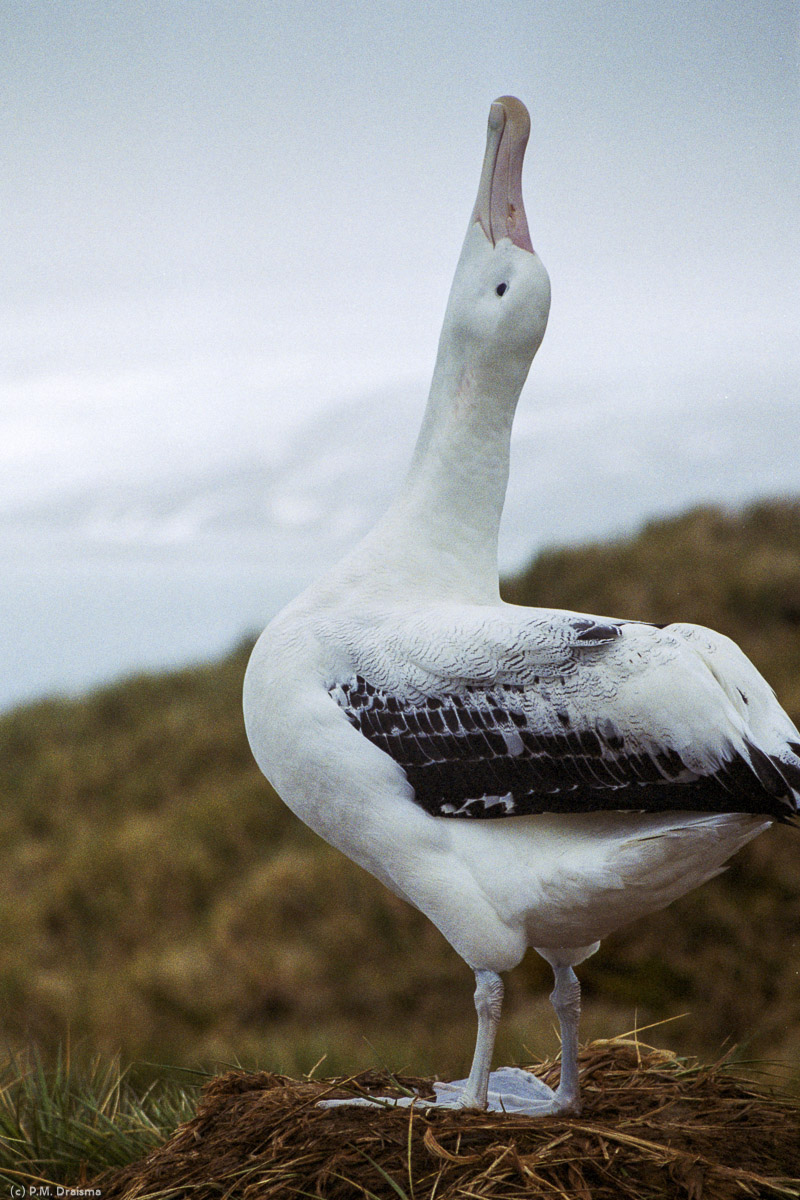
[472,95,534,254]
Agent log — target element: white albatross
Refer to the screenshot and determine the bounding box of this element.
[243,96,800,1115]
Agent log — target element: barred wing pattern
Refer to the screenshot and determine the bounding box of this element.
[326,608,800,822]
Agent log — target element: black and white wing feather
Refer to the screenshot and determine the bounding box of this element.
[325,605,800,821]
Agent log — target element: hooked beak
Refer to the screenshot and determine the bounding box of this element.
[471,95,534,254]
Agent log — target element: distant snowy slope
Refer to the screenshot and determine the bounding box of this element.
[2,375,798,711]
[6,373,798,570]
[5,392,418,558]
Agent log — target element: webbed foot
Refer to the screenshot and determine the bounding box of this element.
[319,1066,578,1116]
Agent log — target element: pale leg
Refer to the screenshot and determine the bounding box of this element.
[549,965,582,1114]
[436,968,504,1108]
[438,963,583,1113]
[319,964,582,1115]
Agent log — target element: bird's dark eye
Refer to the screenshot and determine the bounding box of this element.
[495,282,508,296]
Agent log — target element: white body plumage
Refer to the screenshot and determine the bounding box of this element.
[243,96,798,1113]
[245,594,785,974]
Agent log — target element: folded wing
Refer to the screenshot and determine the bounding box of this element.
[326,605,800,821]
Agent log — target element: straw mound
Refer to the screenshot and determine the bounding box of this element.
[98,1040,800,1199]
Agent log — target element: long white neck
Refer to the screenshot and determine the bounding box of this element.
[328,224,550,605]
[371,336,526,602]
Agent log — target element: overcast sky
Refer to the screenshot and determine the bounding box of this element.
[2,0,799,509]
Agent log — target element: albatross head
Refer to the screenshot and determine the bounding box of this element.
[438,96,551,393]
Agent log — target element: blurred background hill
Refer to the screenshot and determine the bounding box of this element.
[2,500,798,1088]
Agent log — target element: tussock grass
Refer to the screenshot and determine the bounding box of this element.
[0,501,799,1084]
[0,1044,199,1188]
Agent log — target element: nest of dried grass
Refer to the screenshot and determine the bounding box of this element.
[98,1039,800,1199]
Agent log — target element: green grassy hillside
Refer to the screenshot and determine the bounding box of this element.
[1,500,799,1086]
